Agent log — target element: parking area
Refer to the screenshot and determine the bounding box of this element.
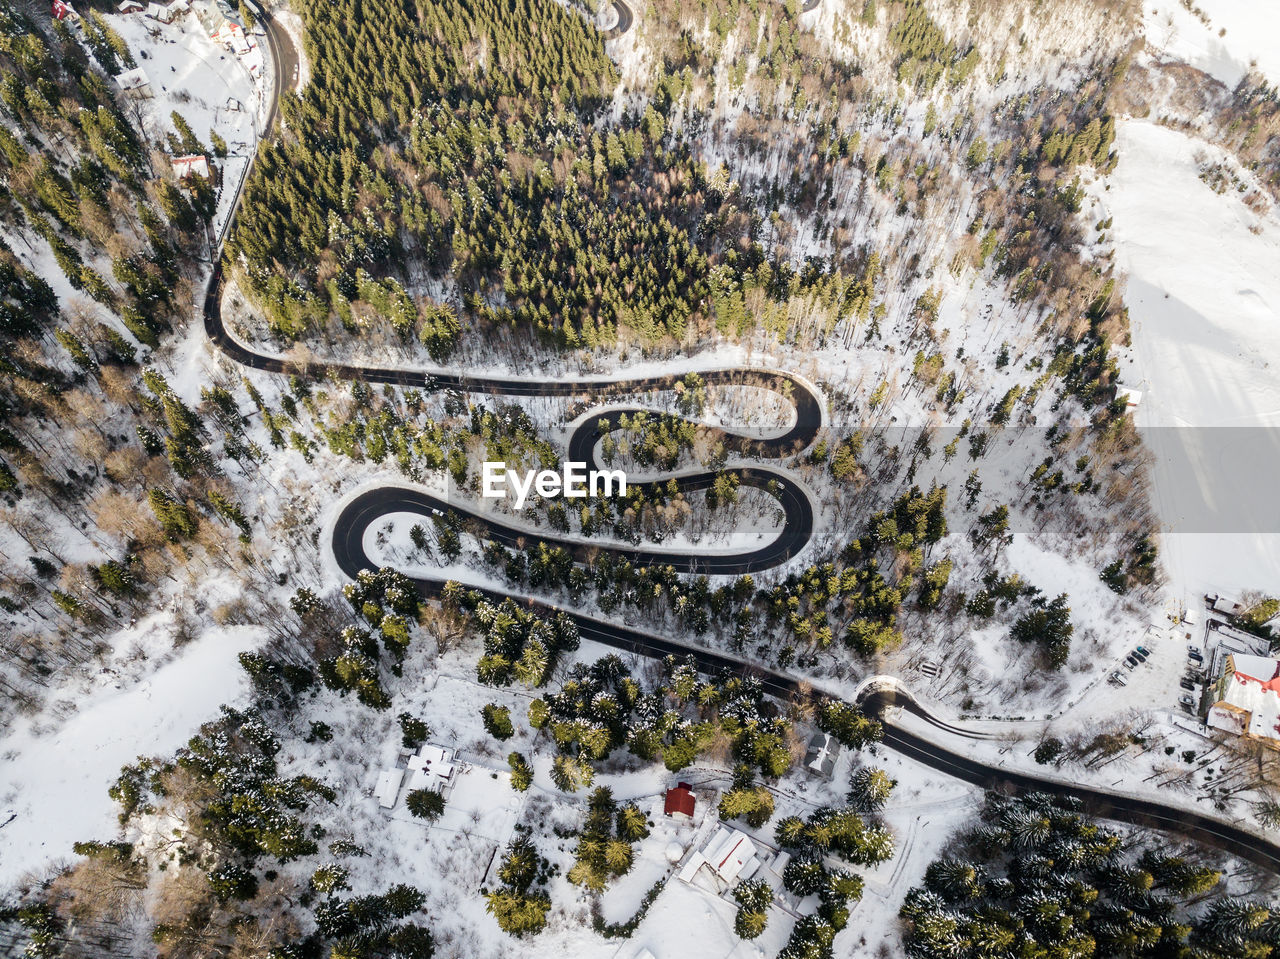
[1135,595,1278,725]
[1105,604,1214,717]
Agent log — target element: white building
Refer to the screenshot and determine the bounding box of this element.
[678,827,759,887]
[1210,593,1247,617]
[172,154,210,179]
[146,2,173,22]
[1116,386,1143,411]
[406,743,457,797]
[195,0,245,45]
[1208,654,1280,745]
[115,67,151,97]
[374,768,403,809]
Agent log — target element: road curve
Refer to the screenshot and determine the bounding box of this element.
[203,0,1280,877]
[603,0,633,38]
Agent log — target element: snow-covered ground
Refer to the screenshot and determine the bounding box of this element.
[1144,0,1280,88]
[0,622,260,888]
[1100,119,1280,599]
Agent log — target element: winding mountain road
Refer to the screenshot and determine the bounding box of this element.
[603,0,633,37]
[202,0,1280,877]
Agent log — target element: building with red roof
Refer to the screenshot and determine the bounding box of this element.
[1208,654,1280,745]
[664,782,695,820]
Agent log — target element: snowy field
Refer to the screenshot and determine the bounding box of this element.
[0,622,259,888]
[1144,0,1280,88]
[1099,119,1280,599]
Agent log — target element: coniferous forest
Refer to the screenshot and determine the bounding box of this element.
[4,0,1280,955]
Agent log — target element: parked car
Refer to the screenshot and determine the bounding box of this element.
[1189,652,1204,664]
[1179,678,1196,691]
[1188,644,1201,655]
[1110,671,1127,686]
[1125,655,1139,669]
[1136,645,1152,657]
[1179,694,1196,708]
[1132,649,1147,662]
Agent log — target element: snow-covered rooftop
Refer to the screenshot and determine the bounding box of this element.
[375,768,403,809]
[805,731,840,779]
[1208,654,1280,741]
[405,743,457,795]
[115,66,150,91]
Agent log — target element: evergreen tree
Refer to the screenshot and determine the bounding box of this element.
[405,788,446,821]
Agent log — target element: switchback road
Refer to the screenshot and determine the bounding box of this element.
[204,0,1280,877]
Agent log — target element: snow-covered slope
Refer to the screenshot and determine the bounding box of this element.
[0,624,259,888]
[1102,119,1280,598]
[1144,0,1280,88]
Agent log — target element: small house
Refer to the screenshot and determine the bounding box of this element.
[1116,386,1143,411]
[1210,593,1246,618]
[52,0,80,21]
[405,742,457,797]
[374,768,403,809]
[1207,654,1280,745]
[663,782,695,821]
[146,2,174,22]
[678,827,759,888]
[195,0,244,45]
[115,67,151,97]
[117,0,145,12]
[805,731,841,780]
[172,154,210,179]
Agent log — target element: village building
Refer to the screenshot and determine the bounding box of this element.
[1209,593,1247,618]
[405,743,457,797]
[115,67,152,97]
[374,768,403,810]
[1207,654,1280,745]
[677,826,759,888]
[372,743,459,809]
[1116,386,1143,411]
[804,731,841,779]
[117,0,145,13]
[172,154,210,179]
[663,782,695,821]
[195,0,245,45]
[146,2,174,23]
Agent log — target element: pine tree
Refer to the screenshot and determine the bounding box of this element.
[482,703,515,740]
[507,752,533,791]
[405,788,445,820]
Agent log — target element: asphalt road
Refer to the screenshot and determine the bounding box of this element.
[603,0,633,37]
[202,0,1280,877]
